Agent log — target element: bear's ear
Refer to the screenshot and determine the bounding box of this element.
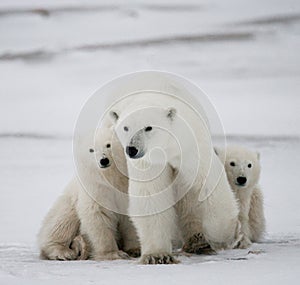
[214,147,220,156]
[257,152,260,160]
[166,107,176,120]
[109,110,119,123]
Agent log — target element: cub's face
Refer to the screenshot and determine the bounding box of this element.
[216,146,260,191]
[88,129,114,169]
[89,140,112,169]
[89,127,125,172]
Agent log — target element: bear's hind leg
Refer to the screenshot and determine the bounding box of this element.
[38,181,82,260]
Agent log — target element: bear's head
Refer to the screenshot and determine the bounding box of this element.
[74,125,129,214]
[89,136,112,169]
[88,126,127,177]
[215,146,261,192]
[109,106,177,160]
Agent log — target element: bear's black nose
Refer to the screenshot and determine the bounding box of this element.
[99,157,110,167]
[237,176,247,185]
[126,146,138,158]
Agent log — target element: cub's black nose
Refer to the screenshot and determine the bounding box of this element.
[99,157,110,167]
[237,176,247,185]
[126,146,138,158]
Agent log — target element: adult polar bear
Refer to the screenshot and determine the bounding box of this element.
[106,71,240,264]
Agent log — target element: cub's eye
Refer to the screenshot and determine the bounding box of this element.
[230,162,235,167]
[145,126,152,132]
[248,163,252,168]
[124,126,129,132]
[106,143,111,148]
[89,148,94,153]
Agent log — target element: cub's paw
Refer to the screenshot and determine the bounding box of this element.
[70,235,89,260]
[140,253,179,265]
[235,236,252,249]
[125,248,141,258]
[183,233,216,255]
[93,250,130,261]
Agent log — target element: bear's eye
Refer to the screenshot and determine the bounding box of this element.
[89,148,94,153]
[248,163,252,168]
[124,126,129,132]
[106,143,111,148]
[145,126,152,132]
[230,162,235,167]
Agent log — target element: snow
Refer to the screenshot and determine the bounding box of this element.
[1,238,300,285]
[0,0,300,284]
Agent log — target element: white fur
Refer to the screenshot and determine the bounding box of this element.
[38,127,140,260]
[37,179,88,260]
[215,145,266,248]
[110,91,240,263]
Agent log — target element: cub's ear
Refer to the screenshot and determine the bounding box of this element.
[214,147,226,162]
[109,110,119,123]
[214,147,220,156]
[257,152,260,160]
[166,107,176,120]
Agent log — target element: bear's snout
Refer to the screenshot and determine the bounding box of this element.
[126,146,139,158]
[99,157,110,168]
[236,176,247,186]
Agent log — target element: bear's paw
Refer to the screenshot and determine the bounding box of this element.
[70,235,90,260]
[235,235,252,249]
[125,248,141,258]
[140,253,179,265]
[182,233,216,255]
[92,250,130,261]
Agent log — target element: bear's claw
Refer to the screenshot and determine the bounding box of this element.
[183,233,216,255]
[44,234,90,261]
[235,235,252,249]
[140,253,179,265]
[46,246,78,261]
[70,235,89,260]
[126,248,141,258]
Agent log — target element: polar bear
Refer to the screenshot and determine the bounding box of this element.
[214,145,266,248]
[109,91,240,264]
[38,126,140,260]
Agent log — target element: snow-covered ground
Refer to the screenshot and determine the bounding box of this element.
[0,0,300,284]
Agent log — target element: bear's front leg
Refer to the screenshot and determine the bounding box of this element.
[118,215,141,258]
[248,186,266,242]
[235,190,253,249]
[128,162,179,264]
[131,208,178,264]
[235,214,252,249]
[77,192,129,260]
[175,189,215,255]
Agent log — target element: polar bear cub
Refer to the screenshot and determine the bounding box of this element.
[38,126,140,260]
[215,145,266,248]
